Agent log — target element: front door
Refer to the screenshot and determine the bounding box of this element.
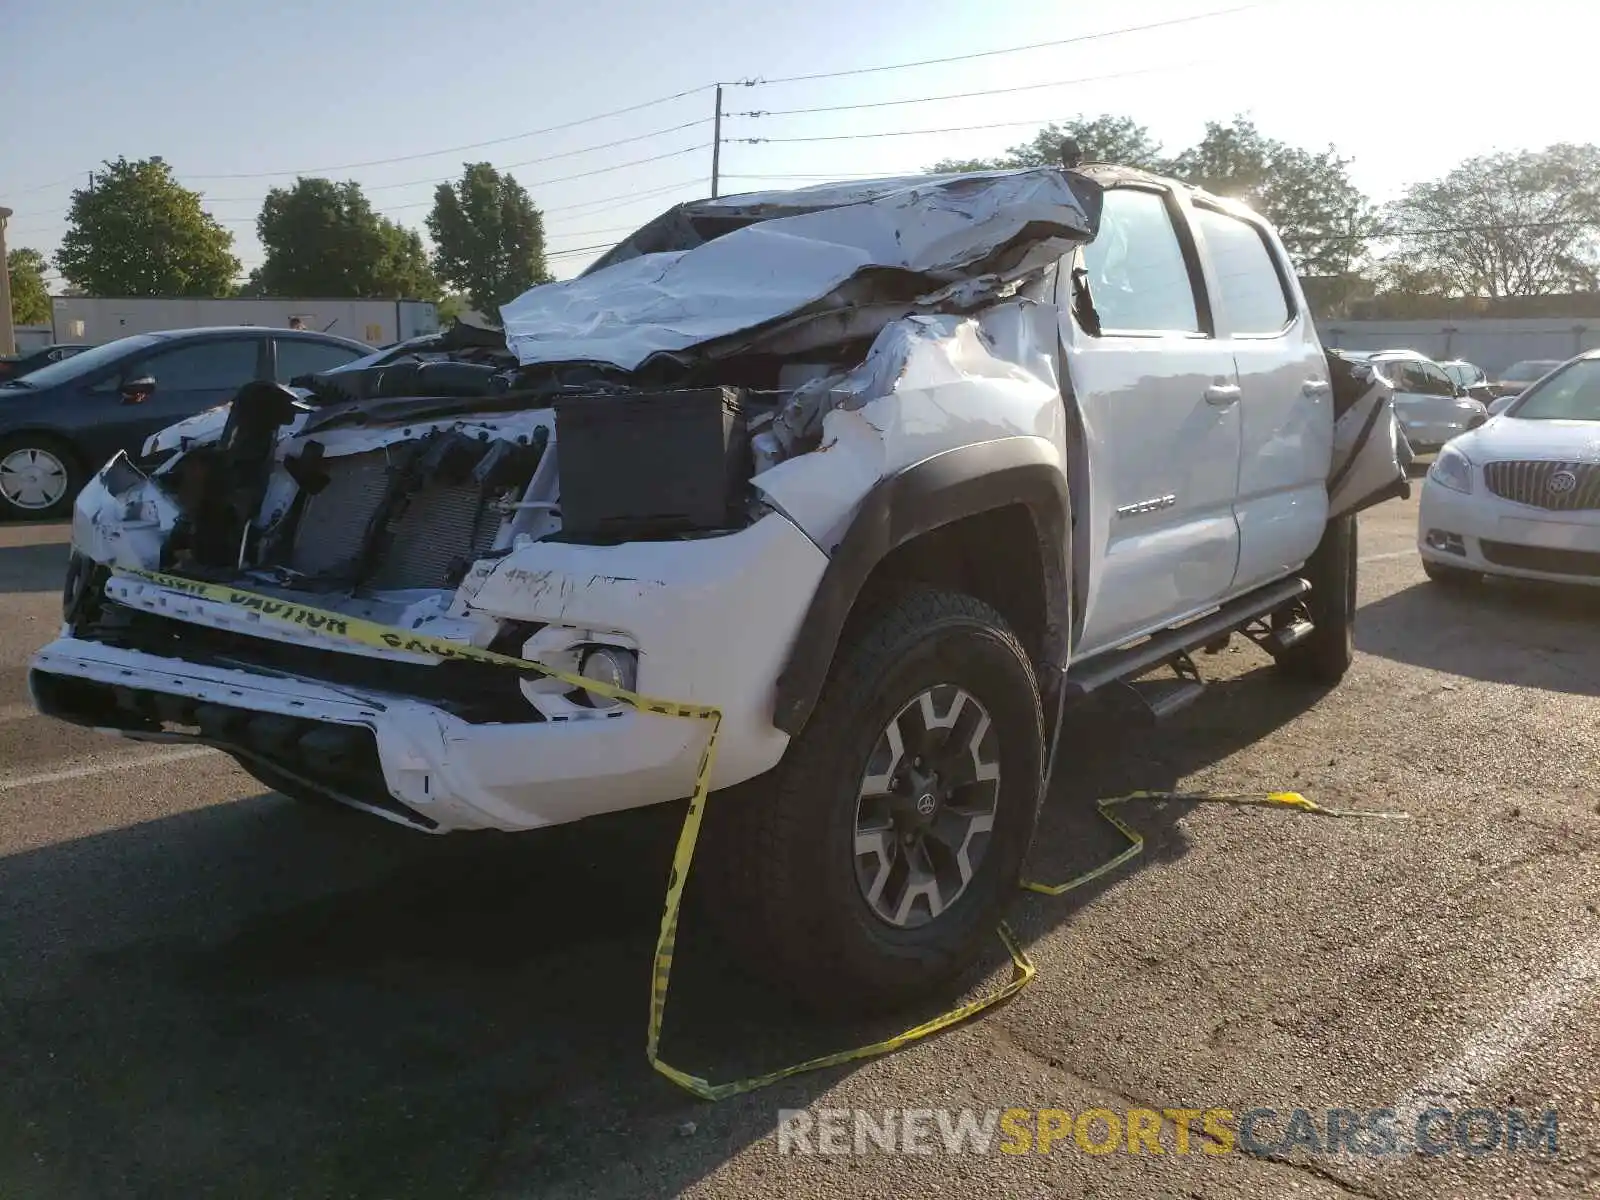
[1060,184,1244,656]
[79,336,267,465]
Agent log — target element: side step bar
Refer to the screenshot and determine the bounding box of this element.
[1064,576,1310,698]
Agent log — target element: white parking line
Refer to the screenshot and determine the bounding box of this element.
[1361,933,1600,1171]
[0,747,219,793]
[1359,550,1415,564]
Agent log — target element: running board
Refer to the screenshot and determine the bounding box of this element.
[1064,577,1310,698]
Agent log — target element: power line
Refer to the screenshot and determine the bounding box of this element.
[370,144,712,212]
[734,114,1133,145]
[203,118,714,203]
[735,60,1206,118]
[541,177,704,216]
[735,2,1268,87]
[176,84,717,181]
[545,240,618,260]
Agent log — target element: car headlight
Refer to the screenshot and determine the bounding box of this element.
[1428,446,1474,494]
[579,645,638,708]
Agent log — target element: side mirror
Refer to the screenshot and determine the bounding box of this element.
[121,375,156,404]
[1487,395,1514,416]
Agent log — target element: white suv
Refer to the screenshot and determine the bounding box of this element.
[31,166,1407,1012]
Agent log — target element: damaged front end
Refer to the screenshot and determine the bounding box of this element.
[31,167,1103,833]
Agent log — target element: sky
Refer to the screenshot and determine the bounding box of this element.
[3,0,1594,289]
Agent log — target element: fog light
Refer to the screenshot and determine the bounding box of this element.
[1425,529,1467,556]
[579,645,638,706]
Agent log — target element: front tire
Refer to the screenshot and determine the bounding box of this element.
[1275,514,1357,684]
[700,588,1044,1015]
[0,434,83,520]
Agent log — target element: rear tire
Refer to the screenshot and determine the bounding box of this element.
[1423,559,1481,587]
[699,587,1044,1016]
[1274,514,1357,685]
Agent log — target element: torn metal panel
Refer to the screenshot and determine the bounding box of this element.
[1326,349,1413,518]
[72,453,181,571]
[501,168,1101,373]
[751,300,1065,548]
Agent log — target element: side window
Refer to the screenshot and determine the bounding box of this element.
[1078,188,1201,335]
[139,339,262,390]
[1192,206,1293,335]
[276,338,364,383]
[1416,362,1456,395]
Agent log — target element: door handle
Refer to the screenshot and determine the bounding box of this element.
[1204,383,1241,406]
[1302,379,1331,397]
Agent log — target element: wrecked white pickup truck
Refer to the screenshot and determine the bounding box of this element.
[31,166,1407,1012]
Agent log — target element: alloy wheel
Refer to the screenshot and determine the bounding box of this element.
[853,683,1002,929]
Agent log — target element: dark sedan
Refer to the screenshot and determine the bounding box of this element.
[0,344,93,383]
[0,326,371,519]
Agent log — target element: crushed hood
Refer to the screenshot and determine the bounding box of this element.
[500,168,1103,373]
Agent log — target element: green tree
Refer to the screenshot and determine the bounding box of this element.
[931,115,1165,173]
[7,248,51,326]
[253,177,439,299]
[1382,144,1600,298]
[54,156,238,295]
[1167,116,1379,279]
[426,163,550,322]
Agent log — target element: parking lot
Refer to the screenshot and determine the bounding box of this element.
[1,490,1595,1199]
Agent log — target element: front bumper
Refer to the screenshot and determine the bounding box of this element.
[1417,479,1600,587]
[30,636,707,832]
[31,510,832,832]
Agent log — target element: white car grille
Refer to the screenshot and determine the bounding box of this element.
[1482,460,1600,512]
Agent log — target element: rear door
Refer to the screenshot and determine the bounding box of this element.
[1188,200,1332,591]
[89,336,267,459]
[1059,183,1245,656]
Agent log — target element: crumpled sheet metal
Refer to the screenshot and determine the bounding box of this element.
[750,301,1063,548]
[1327,353,1413,518]
[501,169,1098,372]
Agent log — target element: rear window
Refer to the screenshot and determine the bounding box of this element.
[1192,207,1292,335]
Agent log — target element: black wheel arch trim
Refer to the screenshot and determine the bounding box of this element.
[772,436,1072,737]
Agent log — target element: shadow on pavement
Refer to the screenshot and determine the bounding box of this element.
[0,661,1326,1199]
[0,538,70,595]
[1356,577,1600,695]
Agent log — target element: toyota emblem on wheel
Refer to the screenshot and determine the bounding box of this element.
[1548,469,1578,494]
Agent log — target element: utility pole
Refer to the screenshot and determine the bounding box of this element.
[710,84,723,199]
[0,206,15,357]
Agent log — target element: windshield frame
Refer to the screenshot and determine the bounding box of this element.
[1503,356,1600,421]
[0,334,164,389]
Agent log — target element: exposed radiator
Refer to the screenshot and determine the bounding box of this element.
[287,448,503,590]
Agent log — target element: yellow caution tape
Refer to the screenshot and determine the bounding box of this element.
[1022,789,1411,897]
[111,567,1410,1102]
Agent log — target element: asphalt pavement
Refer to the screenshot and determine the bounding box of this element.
[1,493,1596,1199]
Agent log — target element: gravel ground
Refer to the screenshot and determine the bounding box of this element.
[0,493,1595,1199]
